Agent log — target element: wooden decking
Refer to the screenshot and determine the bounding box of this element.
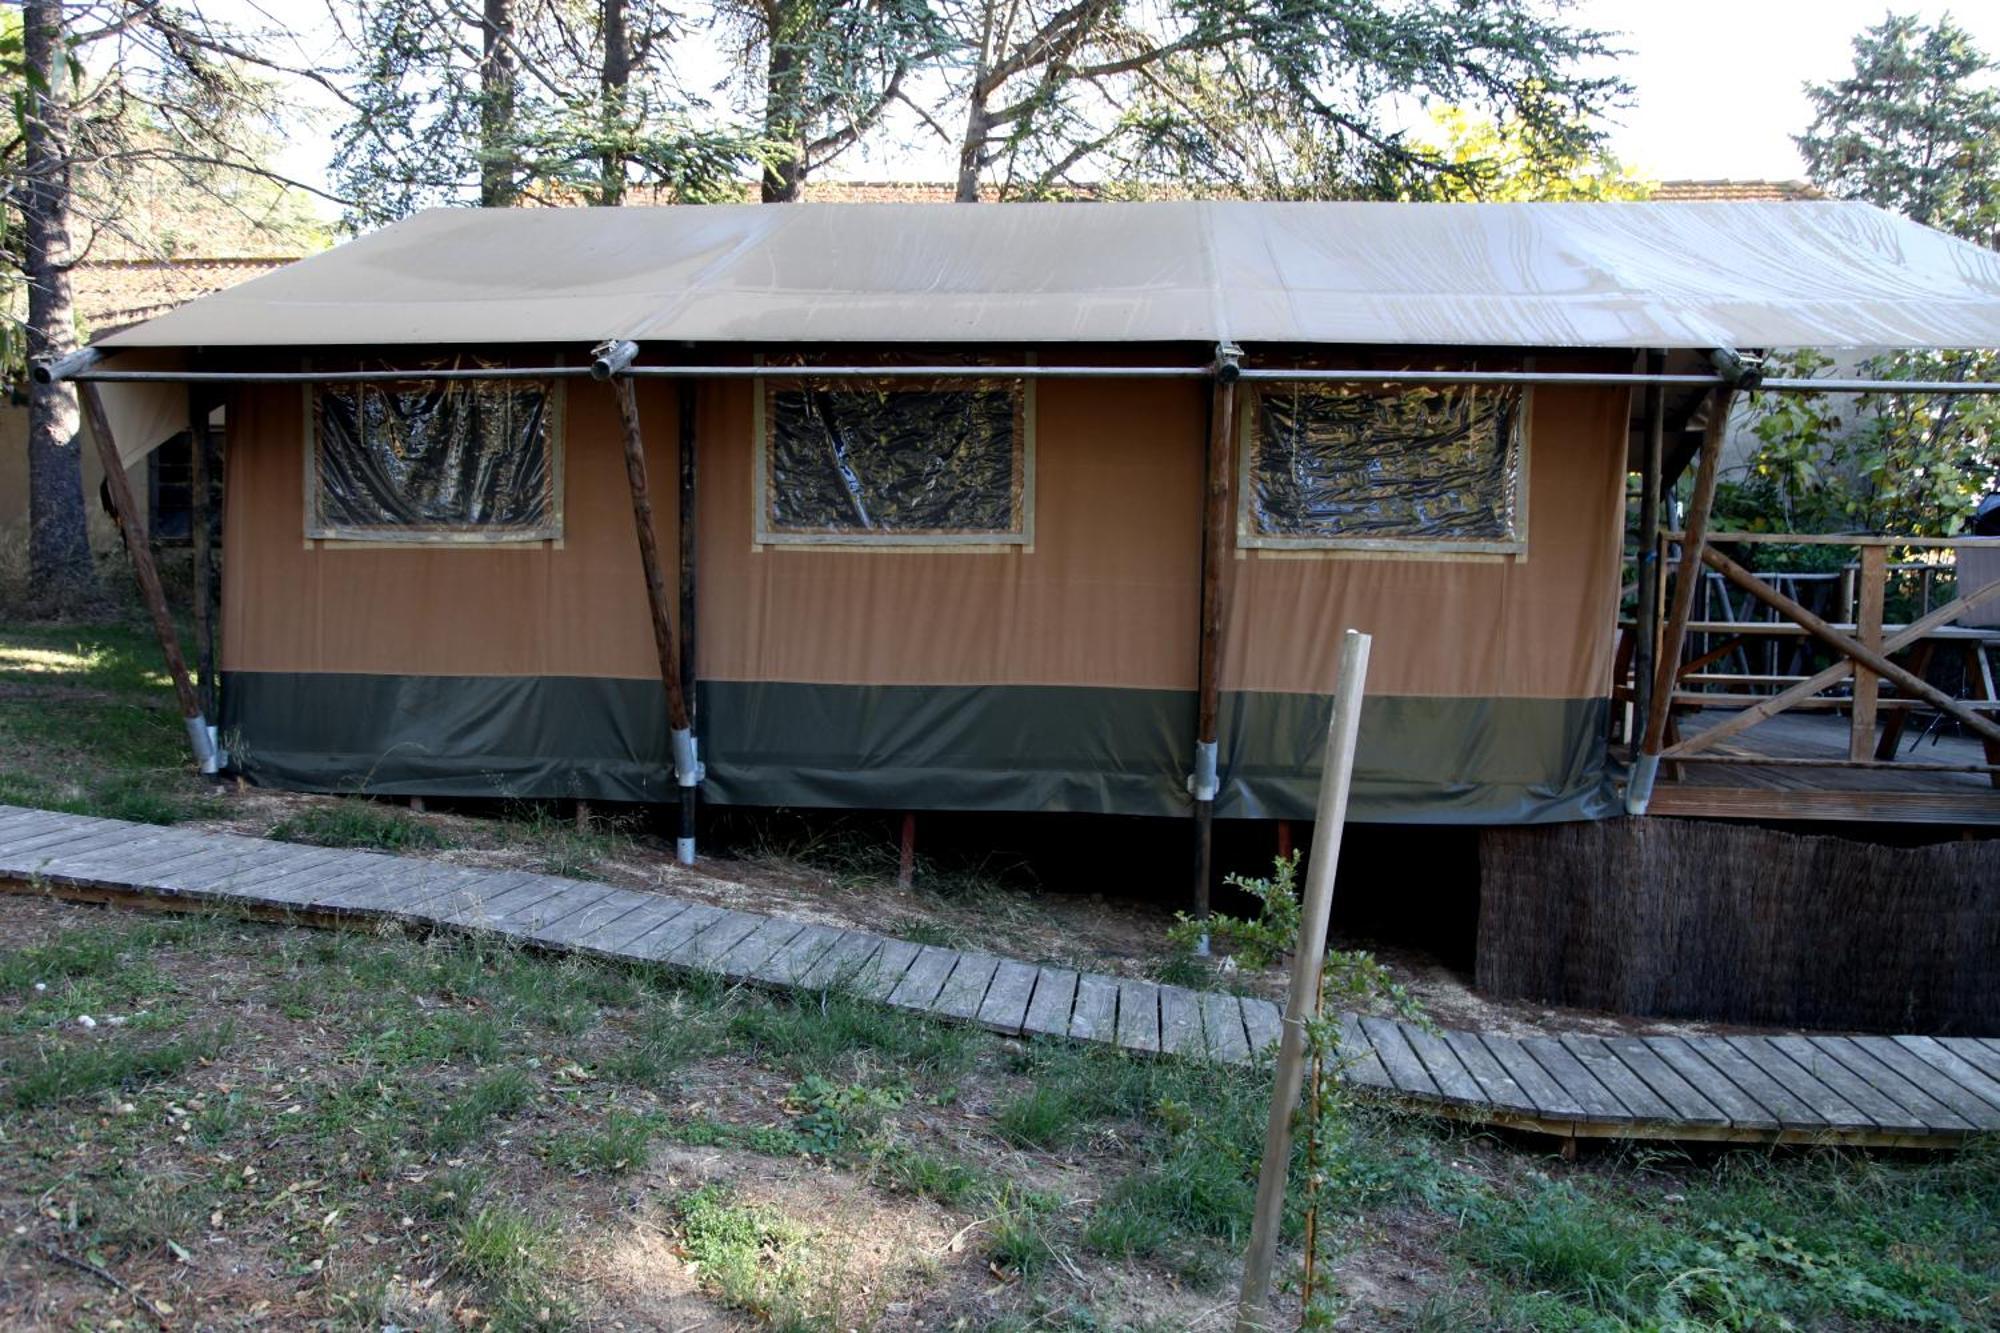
[2,804,1996,1148]
[1648,711,2000,825]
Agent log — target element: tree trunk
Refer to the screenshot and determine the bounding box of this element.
[954,92,990,202]
[479,0,518,207]
[598,0,629,205]
[22,0,97,611]
[760,0,808,202]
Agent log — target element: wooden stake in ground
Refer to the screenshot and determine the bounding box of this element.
[1236,628,1372,1333]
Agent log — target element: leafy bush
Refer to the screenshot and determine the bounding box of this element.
[1167,852,1303,967]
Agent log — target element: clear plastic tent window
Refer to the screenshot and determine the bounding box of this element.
[308,365,563,542]
[1242,384,1526,552]
[757,377,1030,545]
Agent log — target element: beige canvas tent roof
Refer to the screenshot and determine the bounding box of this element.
[100,199,2000,354]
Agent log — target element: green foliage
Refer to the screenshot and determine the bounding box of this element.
[669,1185,829,1327]
[727,987,974,1082]
[1403,105,1655,203]
[330,0,764,224]
[788,1074,906,1154]
[1725,347,2000,540]
[269,800,452,852]
[875,1148,987,1206]
[0,623,223,824]
[1064,2,1629,203]
[1168,851,1302,967]
[996,1080,1087,1149]
[1798,13,2000,244]
[502,802,627,879]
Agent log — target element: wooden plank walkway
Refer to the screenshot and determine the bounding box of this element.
[1,804,1994,1149]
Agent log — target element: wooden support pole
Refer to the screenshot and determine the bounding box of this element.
[1628,385,1733,811]
[1849,545,1886,759]
[1700,545,2000,750]
[897,812,917,889]
[1236,629,1371,1333]
[78,382,218,772]
[1192,347,1241,940]
[610,377,699,863]
[1662,576,2000,759]
[1630,351,1665,740]
[678,379,698,728]
[189,389,215,718]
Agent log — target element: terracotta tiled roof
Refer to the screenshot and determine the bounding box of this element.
[1650,179,1822,203]
[784,177,1829,204]
[76,256,299,336]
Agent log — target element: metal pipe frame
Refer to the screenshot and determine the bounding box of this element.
[47,360,2000,396]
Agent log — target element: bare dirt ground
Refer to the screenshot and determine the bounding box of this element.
[0,894,1319,1332]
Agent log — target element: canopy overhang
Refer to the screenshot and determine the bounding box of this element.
[78,199,2000,464]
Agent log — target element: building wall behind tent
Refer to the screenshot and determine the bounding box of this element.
[1,401,149,555]
[218,359,1627,823]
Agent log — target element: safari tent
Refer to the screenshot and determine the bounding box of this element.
[60,201,2000,860]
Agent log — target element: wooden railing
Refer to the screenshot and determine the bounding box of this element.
[1640,532,2000,786]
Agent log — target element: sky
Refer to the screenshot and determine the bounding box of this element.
[224,0,2000,210]
[1570,1,2000,183]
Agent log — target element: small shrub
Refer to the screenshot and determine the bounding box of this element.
[270,801,450,852]
[788,1076,906,1155]
[1167,852,1302,968]
[670,1185,827,1325]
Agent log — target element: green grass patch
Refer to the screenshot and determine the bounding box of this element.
[669,1184,831,1328]
[728,988,976,1084]
[450,1204,574,1329]
[269,800,451,851]
[1449,1143,2000,1330]
[986,1191,1060,1278]
[875,1148,989,1206]
[430,1068,535,1150]
[500,803,631,879]
[7,1021,232,1108]
[996,1081,1087,1149]
[543,1109,659,1175]
[665,1114,813,1158]
[0,622,220,825]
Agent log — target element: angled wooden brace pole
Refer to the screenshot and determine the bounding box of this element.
[1628,365,1745,813]
[597,341,701,864]
[77,381,221,774]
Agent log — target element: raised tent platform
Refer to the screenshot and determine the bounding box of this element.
[1647,712,2000,825]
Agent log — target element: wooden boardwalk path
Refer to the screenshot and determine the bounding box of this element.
[1,804,1995,1149]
